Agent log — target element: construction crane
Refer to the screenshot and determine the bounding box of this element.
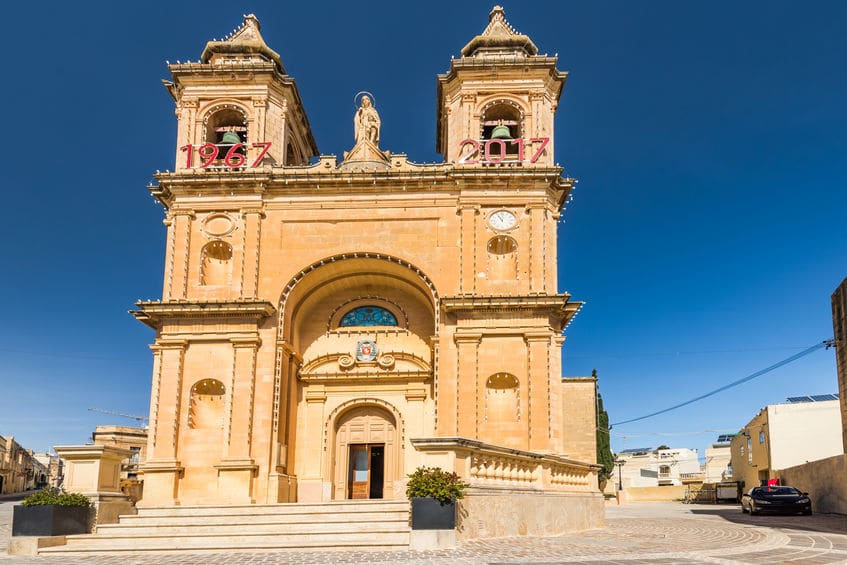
[87,407,149,424]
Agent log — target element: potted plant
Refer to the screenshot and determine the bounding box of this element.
[406,466,468,530]
[12,488,93,537]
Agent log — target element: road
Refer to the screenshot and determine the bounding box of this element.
[2,499,846,563]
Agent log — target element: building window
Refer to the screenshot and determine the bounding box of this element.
[339,306,398,327]
[747,438,753,464]
[759,431,765,444]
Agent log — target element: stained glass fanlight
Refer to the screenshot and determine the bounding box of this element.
[339,305,398,327]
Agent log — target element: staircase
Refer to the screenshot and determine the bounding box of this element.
[39,499,411,555]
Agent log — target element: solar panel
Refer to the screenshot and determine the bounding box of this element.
[786,396,812,403]
[786,394,839,403]
[716,434,736,443]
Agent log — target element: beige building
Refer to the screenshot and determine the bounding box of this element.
[92,426,147,480]
[731,397,843,489]
[833,277,847,452]
[131,7,602,536]
[32,452,63,488]
[703,434,734,483]
[0,437,48,494]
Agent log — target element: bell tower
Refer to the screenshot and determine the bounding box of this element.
[436,6,566,166]
[164,14,318,171]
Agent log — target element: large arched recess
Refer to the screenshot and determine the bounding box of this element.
[277,253,439,351]
[272,252,439,486]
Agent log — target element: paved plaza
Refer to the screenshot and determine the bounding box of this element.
[2,498,847,564]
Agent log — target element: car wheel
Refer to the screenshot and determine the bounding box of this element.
[750,505,758,515]
[803,510,812,516]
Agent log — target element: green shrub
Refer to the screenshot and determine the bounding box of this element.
[406,466,469,505]
[21,488,91,508]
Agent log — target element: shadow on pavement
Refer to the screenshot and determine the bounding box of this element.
[688,504,847,535]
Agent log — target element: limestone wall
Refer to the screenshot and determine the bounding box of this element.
[778,454,847,514]
[624,485,687,502]
[560,378,597,464]
[457,490,603,539]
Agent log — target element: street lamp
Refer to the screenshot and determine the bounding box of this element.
[614,458,624,491]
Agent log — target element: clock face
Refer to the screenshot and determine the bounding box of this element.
[489,210,517,231]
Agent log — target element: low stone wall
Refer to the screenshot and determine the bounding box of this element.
[412,436,605,539]
[778,454,847,514]
[457,489,604,539]
[624,485,687,501]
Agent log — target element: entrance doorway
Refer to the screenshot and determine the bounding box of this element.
[333,405,398,500]
[348,444,384,499]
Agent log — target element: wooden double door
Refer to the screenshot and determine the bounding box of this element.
[334,406,397,500]
[348,444,384,499]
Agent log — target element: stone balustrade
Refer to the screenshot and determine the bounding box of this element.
[411,436,598,493]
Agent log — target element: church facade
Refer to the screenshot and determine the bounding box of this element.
[134,7,603,536]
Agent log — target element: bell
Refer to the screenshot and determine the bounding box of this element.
[220,131,242,145]
[491,124,512,139]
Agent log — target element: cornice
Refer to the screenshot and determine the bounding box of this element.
[441,293,583,330]
[131,299,276,329]
[148,166,574,209]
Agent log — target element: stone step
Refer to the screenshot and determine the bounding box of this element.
[136,499,409,517]
[96,518,409,536]
[41,531,411,554]
[39,500,412,555]
[113,509,409,526]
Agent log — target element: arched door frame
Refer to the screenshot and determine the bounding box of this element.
[325,398,405,500]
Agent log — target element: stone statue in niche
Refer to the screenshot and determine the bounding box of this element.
[354,95,380,146]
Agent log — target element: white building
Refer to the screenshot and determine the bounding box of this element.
[616,447,701,488]
[731,396,842,488]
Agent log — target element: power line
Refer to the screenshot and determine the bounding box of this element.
[611,339,831,427]
[567,345,812,360]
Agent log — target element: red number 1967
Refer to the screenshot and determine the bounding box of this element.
[179,142,273,169]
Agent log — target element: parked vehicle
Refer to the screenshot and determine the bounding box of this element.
[741,486,811,515]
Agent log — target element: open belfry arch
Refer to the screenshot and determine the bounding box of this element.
[133,6,603,537]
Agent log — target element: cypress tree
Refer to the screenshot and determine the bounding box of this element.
[594,369,614,481]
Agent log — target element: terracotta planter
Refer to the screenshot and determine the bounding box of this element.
[410,497,456,530]
[12,505,92,536]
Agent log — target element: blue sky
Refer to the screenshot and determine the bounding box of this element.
[1,1,845,460]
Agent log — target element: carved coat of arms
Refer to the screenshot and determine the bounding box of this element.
[356,340,377,362]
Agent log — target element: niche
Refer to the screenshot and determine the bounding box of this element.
[188,378,226,430]
[487,236,518,280]
[200,240,233,286]
[485,373,520,422]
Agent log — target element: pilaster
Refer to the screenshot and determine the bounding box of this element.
[525,332,552,451]
[240,208,264,298]
[458,205,480,293]
[454,332,482,437]
[169,210,195,299]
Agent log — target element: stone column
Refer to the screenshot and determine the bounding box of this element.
[215,337,260,504]
[139,339,186,507]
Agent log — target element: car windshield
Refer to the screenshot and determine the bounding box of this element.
[753,487,801,495]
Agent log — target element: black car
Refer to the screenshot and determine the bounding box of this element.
[741,486,812,515]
